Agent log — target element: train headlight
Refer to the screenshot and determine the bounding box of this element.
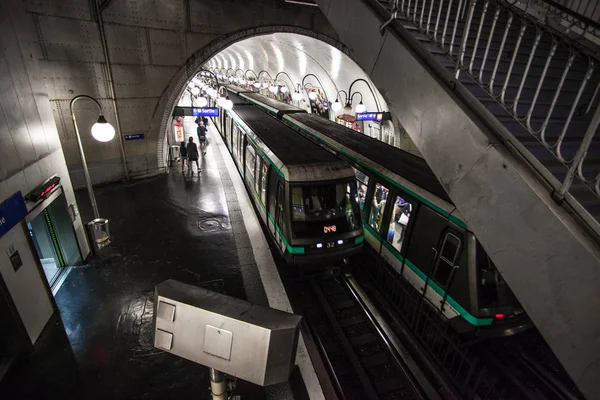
[316,243,323,249]
[337,240,343,245]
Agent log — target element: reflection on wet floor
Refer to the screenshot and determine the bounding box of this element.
[0,129,266,400]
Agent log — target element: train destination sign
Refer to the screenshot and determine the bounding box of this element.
[192,107,219,117]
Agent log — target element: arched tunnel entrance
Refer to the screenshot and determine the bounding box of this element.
[154,30,410,172]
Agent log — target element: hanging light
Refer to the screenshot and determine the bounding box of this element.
[280,86,288,93]
[197,96,208,107]
[191,86,200,96]
[355,101,366,113]
[308,91,318,100]
[222,96,233,110]
[331,99,342,112]
[253,81,261,89]
[262,82,269,89]
[292,90,303,101]
[187,81,195,88]
[228,76,234,82]
[91,115,115,142]
[269,85,278,94]
[239,78,246,85]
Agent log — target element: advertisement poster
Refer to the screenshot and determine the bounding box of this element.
[306,88,329,119]
[174,123,184,142]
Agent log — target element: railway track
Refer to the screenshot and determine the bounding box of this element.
[287,272,436,400]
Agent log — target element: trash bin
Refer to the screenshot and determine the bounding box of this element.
[87,218,110,254]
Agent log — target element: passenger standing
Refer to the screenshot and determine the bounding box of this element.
[179,141,187,173]
[198,122,208,155]
[186,137,200,174]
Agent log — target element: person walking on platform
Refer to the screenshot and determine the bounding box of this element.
[186,136,200,174]
[179,141,187,173]
[197,121,208,155]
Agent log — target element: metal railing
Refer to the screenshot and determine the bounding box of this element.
[545,0,600,38]
[354,252,514,399]
[379,0,600,202]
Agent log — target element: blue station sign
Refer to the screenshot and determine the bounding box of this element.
[0,192,27,239]
[192,107,219,117]
[356,112,382,122]
[124,134,145,141]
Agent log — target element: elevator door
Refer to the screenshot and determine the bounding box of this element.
[27,193,82,288]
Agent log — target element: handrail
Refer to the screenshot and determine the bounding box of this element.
[377,0,600,205]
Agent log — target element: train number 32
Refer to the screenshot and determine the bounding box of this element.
[323,225,337,233]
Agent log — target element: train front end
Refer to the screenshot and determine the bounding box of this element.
[286,164,364,265]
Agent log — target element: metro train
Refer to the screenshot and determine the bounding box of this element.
[211,90,363,265]
[222,87,531,336]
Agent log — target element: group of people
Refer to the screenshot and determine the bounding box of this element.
[180,117,209,175]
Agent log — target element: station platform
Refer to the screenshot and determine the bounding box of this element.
[0,121,324,400]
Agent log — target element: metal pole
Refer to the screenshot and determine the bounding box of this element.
[94,0,129,180]
[209,368,226,400]
[557,102,600,199]
[70,95,102,219]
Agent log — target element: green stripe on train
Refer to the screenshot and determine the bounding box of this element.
[362,222,492,326]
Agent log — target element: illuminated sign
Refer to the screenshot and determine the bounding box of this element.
[323,225,337,233]
[356,112,382,121]
[0,192,27,239]
[124,134,144,141]
[174,124,184,142]
[25,176,61,203]
[192,107,219,117]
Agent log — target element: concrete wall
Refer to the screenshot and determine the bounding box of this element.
[26,0,338,187]
[0,0,89,259]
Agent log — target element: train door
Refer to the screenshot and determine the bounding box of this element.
[405,205,465,316]
[267,167,278,236]
[365,181,391,252]
[274,181,285,251]
[378,189,416,271]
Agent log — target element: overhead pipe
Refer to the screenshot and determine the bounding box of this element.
[94,0,129,180]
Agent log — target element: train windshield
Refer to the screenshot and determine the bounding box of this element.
[477,242,519,310]
[290,180,361,238]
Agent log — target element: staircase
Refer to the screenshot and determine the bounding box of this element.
[377,0,600,228]
[314,0,600,398]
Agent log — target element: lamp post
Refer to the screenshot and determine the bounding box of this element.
[70,94,116,253]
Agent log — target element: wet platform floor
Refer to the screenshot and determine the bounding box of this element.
[0,127,301,399]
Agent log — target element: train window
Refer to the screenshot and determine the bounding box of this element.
[245,145,256,181]
[254,157,261,193]
[385,195,413,252]
[368,183,389,233]
[476,241,518,309]
[433,232,461,288]
[232,125,238,156]
[237,129,244,160]
[353,168,369,211]
[290,181,360,238]
[260,160,268,205]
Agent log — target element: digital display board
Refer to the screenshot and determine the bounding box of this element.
[192,107,219,117]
